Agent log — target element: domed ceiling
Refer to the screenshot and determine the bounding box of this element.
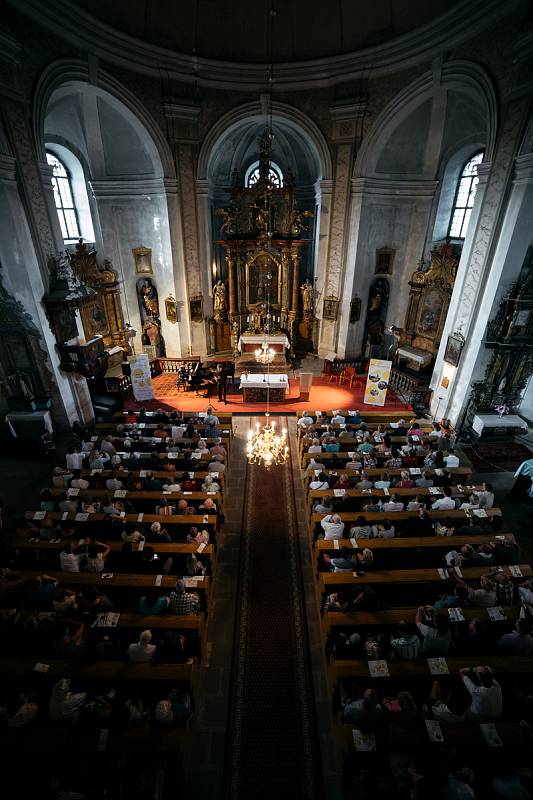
[72,0,459,63]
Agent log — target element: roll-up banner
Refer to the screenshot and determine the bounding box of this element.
[363,359,392,406]
[128,354,155,401]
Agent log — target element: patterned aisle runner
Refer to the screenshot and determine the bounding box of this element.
[226,417,322,799]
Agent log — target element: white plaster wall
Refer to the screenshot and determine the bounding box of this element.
[95,192,182,356]
[340,188,435,357]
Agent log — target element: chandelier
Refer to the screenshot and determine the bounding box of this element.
[246,412,288,468]
[255,341,275,365]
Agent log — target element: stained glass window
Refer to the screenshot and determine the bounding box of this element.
[46,152,81,242]
[448,151,484,239]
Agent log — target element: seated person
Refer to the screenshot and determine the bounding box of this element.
[416,607,451,656]
[431,486,456,510]
[349,516,378,539]
[127,629,157,662]
[343,688,383,732]
[427,680,470,723]
[373,472,391,489]
[459,664,503,720]
[320,513,345,540]
[139,589,170,615]
[497,619,533,655]
[382,493,404,512]
[390,621,420,660]
[374,520,395,539]
[395,470,414,489]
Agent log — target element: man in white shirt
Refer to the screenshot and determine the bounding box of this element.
[163,480,182,492]
[330,411,345,425]
[304,459,326,478]
[127,630,157,663]
[70,470,89,490]
[460,665,502,720]
[320,513,345,540]
[171,424,187,439]
[65,448,85,471]
[208,455,225,473]
[431,487,456,510]
[297,410,314,429]
[204,407,219,427]
[443,450,460,468]
[100,435,117,455]
[308,439,322,453]
[59,542,83,572]
[106,476,124,491]
[382,494,404,512]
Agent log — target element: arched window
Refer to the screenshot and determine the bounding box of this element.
[245,161,283,188]
[46,151,81,242]
[448,151,484,239]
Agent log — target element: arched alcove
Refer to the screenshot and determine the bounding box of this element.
[36,65,181,356]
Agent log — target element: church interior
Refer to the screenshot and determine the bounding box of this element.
[1,1,533,798]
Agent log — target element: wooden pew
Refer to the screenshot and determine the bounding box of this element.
[322,606,518,634]
[46,487,223,513]
[315,533,514,554]
[15,569,210,593]
[333,655,533,679]
[0,656,194,682]
[0,726,186,755]
[319,563,531,589]
[306,486,483,518]
[341,721,530,752]
[25,511,218,534]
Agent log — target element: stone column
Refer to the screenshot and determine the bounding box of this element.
[290,246,301,315]
[226,250,236,317]
[318,101,365,356]
[164,103,209,356]
[429,99,532,424]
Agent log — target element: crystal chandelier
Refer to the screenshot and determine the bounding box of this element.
[246,412,288,468]
[255,341,275,365]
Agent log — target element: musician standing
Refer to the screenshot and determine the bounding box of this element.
[214,363,227,403]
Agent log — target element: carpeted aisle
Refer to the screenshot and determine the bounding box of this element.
[225,416,322,799]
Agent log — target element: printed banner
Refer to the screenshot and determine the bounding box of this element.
[128,354,155,401]
[363,358,392,406]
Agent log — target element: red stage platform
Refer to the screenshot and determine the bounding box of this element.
[123,373,412,414]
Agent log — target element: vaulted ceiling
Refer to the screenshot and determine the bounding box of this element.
[72,0,459,63]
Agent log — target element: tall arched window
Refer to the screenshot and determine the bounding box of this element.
[46,151,81,242]
[245,160,283,188]
[448,151,484,239]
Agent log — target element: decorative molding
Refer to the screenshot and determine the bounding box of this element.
[513,152,533,184]
[8,0,520,90]
[177,144,201,296]
[89,177,179,199]
[351,177,439,198]
[0,154,16,182]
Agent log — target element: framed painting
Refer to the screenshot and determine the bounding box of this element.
[323,296,339,321]
[415,288,445,340]
[165,295,178,323]
[375,247,395,275]
[132,246,153,275]
[443,332,464,367]
[350,296,361,323]
[189,295,203,322]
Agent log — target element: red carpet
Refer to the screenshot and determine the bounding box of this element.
[125,374,412,414]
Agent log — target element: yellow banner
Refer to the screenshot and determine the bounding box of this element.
[363,359,392,406]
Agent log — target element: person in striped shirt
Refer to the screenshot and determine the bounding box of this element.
[390,621,420,660]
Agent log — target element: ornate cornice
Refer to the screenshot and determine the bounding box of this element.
[351,177,439,198]
[8,0,522,90]
[89,177,179,199]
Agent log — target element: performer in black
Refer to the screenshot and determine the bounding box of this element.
[214,363,227,403]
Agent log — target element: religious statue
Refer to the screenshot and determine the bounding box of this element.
[217,202,240,235]
[213,280,227,319]
[140,278,159,318]
[300,280,313,314]
[142,317,165,357]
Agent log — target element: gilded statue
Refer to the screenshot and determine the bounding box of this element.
[300,280,313,314]
[141,278,159,318]
[213,280,227,318]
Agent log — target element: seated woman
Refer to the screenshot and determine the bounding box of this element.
[139,588,169,615]
[85,542,111,574]
[349,516,378,539]
[395,469,415,489]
